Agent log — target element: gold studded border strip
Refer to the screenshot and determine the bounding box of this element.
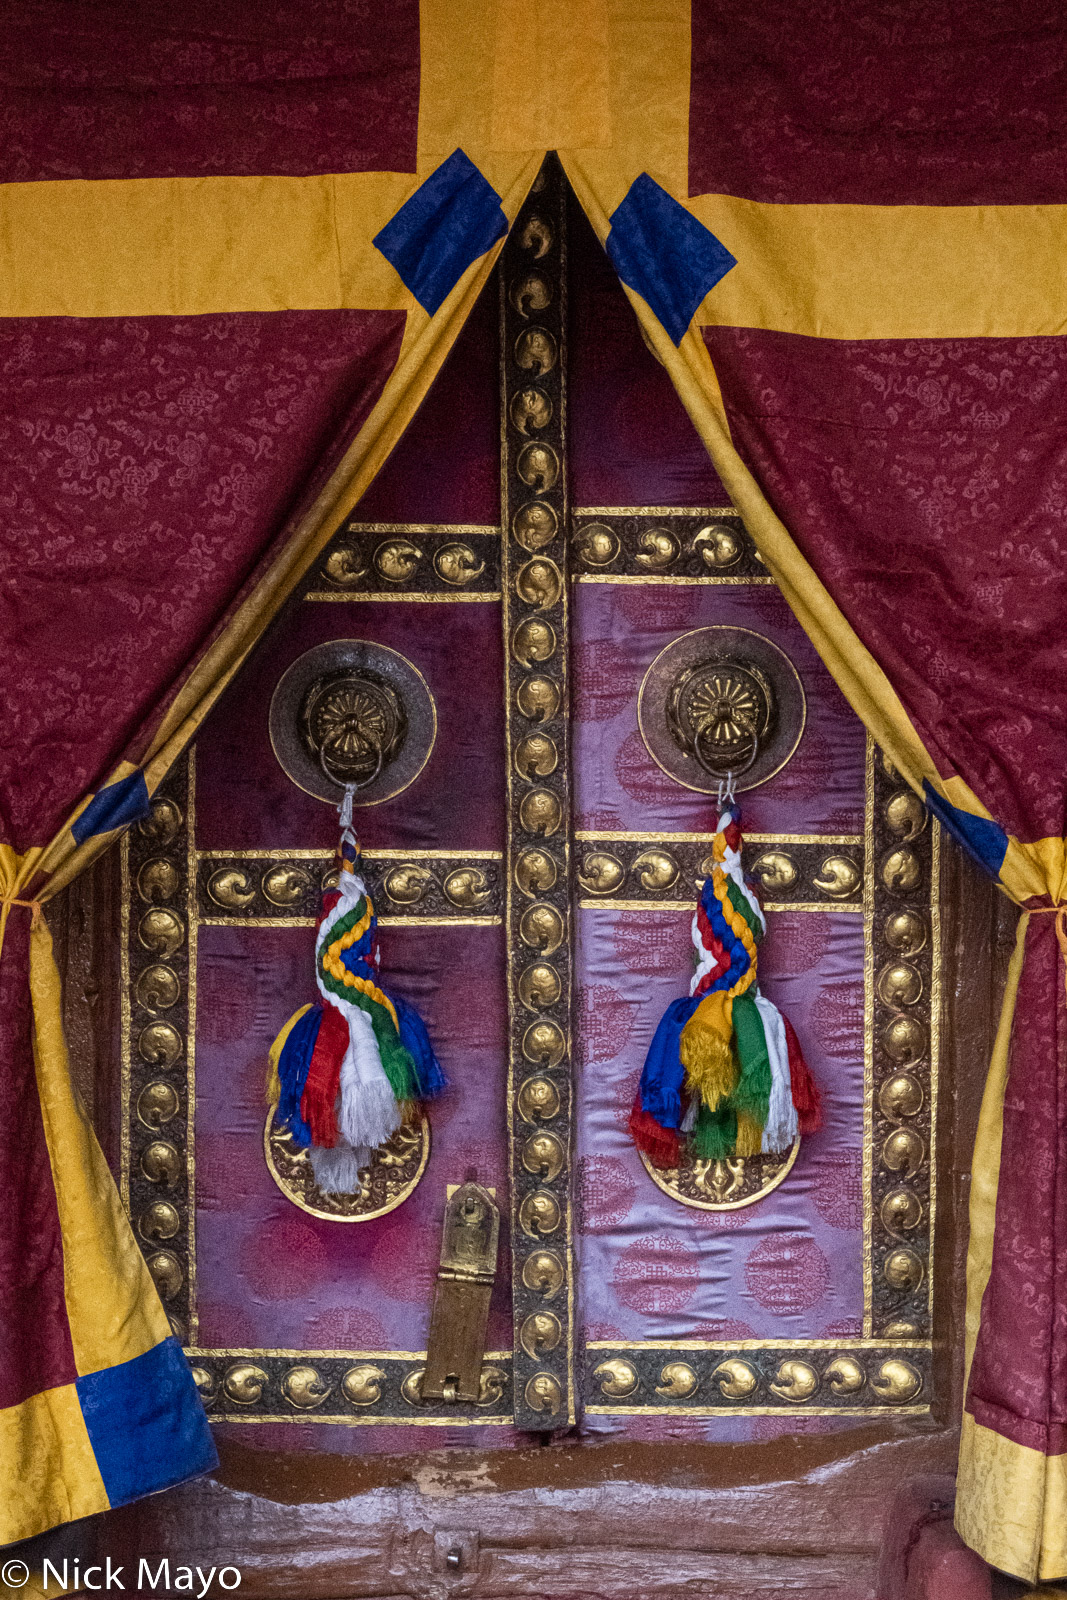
[195,851,505,922]
[584,1343,930,1415]
[869,746,939,1339]
[571,508,772,582]
[188,1351,512,1424]
[501,156,575,1431]
[573,835,864,908]
[303,522,501,598]
[121,751,196,1346]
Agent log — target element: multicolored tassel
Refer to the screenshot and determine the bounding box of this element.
[631,799,821,1168]
[266,786,446,1193]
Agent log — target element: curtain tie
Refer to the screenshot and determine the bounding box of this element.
[1,896,42,925]
[1026,903,1067,1009]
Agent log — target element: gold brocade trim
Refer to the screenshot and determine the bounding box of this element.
[304,591,502,603]
[574,574,776,587]
[197,847,504,860]
[211,1414,515,1427]
[587,1404,930,1417]
[340,523,501,536]
[576,830,863,845]
[185,751,199,1345]
[863,735,875,1336]
[579,899,862,914]
[575,506,739,518]
[199,915,503,928]
[588,1337,931,1351]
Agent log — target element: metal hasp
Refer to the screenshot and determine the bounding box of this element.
[422,1183,500,1404]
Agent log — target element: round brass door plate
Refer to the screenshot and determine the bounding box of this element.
[638,626,806,794]
[269,640,436,805]
[639,1138,801,1210]
[264,1104,430,1221]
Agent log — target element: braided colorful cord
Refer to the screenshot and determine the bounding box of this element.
[631,803,821,1168]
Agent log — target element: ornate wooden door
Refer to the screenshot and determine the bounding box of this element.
[49,158,1012,1599]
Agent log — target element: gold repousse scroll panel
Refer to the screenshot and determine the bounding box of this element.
[502,157,576,1431]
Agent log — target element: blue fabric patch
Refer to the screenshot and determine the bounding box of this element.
[374,149,508,316]
[922,783,1009,880]
[607,173,737,345]
[71,771,150,843]
[77,1337,217,1508]
[640,995,699,1127]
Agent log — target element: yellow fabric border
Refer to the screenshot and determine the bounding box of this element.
[0,1383,107,1548]
[957,1414,1067,1584]
[30,153,541,896]
[29,908,172,1375]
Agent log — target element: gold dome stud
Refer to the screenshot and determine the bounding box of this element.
[136,1081,180,1127]
[522,1020,566,1068]
[383,864,434,905]
[884,909,927,957]
[138,907,185,957]
[147,1250,184,1300]
[885,791,927,840]
[516,674,561,722]
[342,1364,386,1406]
[518,903,565,952]
[631,849,679,892]
[515,848,558,896]
[140,1140,181,1185]
[882,1127,925,1179]
[813,856,862,898]
[521,1250,565,1297]
[752,851,799,892]
[190,1367,217,1408]
[824,1357,865,1396]
[373,538,422,583]
[322,543,368,587]
[513,501,558,551]
[515,732,559,779]
[517,962,562,1010]
[517,1077,561,1123]
[693,522,744,568]
[516,442,560,493]
[594,1359,639,1398]
[519,1191,562,1237]
[138,1201,180,1241]
[477,1366,508,1407]
[877,961,923,1007]
[136,963,180,1011]
[434,542,485,587]
[521,1131,565,1181]
[879,1073,924,1119]
[655,1362,698,1399]
[577,852,625,895]
[881,1187,924,1234]
[511,617,557,667]
[262,866,312,907]
[573,522,620,567]
[400,1368,427,1406]
[519,789,563,836]
[138,1021,183,1068]
[138,797,182,846]
[443,867,492,909]
[882,847,923,895]
[525,1373,563,1414]
[281,1365,331,1410]
[883,1015,927,1064]
[883,1248,925,1293]
[206,869,255,911]
[515,557,563,608]
[222,1363,269,1406]
[510,273,552,317]
[710,1358,759,1399]
[770,1359,820,1403]
[137,858,180,903]
[519,216,553,257]
[870,1359,923,1404]
[634,528,679,570]
[510,387,553,435]
[515,326,558,376]
[520,1311,562,1358]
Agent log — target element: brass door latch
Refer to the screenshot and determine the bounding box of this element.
[422,1183,500,1404]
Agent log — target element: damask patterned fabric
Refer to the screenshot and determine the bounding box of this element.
[0,0,535,1543]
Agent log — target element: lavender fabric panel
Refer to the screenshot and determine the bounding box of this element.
[576,908,865,1440]
[194,921,512,1452]
[574,581,866,837]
